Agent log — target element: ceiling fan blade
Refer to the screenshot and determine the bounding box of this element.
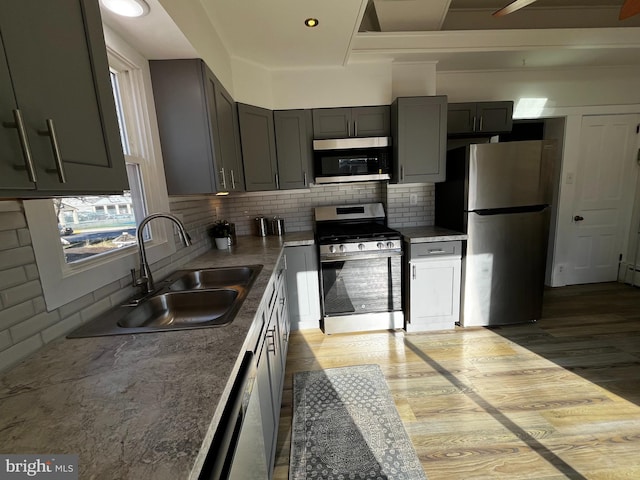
[493,0,539,17]
[619,0,640,20]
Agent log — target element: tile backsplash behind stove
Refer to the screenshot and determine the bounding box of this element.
[220,183,435,235]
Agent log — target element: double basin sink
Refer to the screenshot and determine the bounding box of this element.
[67,265,262,338]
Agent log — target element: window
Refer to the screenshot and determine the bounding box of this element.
[24,25,175,310]
[55,64,149,264]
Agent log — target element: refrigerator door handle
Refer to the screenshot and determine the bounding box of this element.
[473,205,549,216]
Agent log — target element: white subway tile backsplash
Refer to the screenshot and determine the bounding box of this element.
[41,313,82,344]
[0,329,11,351]
[1,280,42,308]
[0,267,27,291]
[0,231,19,251]
[10,310,60,343]
[0,211,27,231]
[79,297,112,325]
[0,335,43,371]
[0,246,35,270]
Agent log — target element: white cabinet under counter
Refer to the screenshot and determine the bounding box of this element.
[399,227,466,333]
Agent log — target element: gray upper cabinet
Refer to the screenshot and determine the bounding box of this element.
[208,71,245,192]
[447,101,513,136]
[239,106,312,191]
[391,96,447,184]
[274,110,313,190]
[312,106,390,139]
[238,104,278,191]
[0,0,127,197]
[150,59,244,194]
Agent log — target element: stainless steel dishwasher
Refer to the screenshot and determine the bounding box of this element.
[199,351,268,479]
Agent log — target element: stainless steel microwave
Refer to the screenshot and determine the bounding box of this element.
[313,137,391,184]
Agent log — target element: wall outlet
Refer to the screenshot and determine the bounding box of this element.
[409,193,418,205]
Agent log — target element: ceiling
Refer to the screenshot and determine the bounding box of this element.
[101,0,640,72]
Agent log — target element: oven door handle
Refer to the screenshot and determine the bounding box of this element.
[320,251,403,263]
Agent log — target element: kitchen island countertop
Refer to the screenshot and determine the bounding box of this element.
[399,225,467,243]
[0,232,314,480]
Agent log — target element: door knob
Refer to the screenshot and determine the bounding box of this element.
[574,215,584,222]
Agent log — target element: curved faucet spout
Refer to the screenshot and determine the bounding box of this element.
[135,213,192,295]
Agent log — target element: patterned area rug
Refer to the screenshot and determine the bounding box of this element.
[290,364,427,480]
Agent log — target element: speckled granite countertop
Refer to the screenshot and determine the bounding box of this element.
[0,232,314,480]
[398,226,467,243]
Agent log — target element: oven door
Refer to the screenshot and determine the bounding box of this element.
[319,251,403,333]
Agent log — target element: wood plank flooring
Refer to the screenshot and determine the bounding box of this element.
[273,282,640,479]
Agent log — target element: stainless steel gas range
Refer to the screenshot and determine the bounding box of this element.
[314,203,403,334]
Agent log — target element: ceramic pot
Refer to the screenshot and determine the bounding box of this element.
[214,237,230,249]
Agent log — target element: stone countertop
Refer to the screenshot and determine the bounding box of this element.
[398,226,467,243]
[0,232,314,480]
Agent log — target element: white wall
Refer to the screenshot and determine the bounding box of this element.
[436,66,640,107]
[268,63,393,110]
[157,0,234,92]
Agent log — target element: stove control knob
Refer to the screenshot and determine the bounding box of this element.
[339,245,347,253]
[387,241,395,249]
[358,243,365,251]
[329,245,336,253]
[377,242,385,249]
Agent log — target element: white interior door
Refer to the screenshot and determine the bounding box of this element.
[568,114,639,285]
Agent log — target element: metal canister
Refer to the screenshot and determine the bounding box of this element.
[271,217,285,236]
[255,216,268,236]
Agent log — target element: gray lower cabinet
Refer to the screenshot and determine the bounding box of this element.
[150,59,244,194]
[0,0,127,196]
[312,105,390,139]
[285,245,321,331]
[239,105,313,191]
[254,256,289,477]
[405,241,461,332]
[447,101,513,136]
[391,96,447,183]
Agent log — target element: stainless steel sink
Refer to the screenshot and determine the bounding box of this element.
[67,264,263,337]
[168,266,258,291]
[118,290,238,329]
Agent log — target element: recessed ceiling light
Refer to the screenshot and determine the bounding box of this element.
[100,0,150,17]
[305,18,319,28]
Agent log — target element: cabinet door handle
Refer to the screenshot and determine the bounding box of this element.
[275,173,280,189]
[266,327,276,353]
[400,165,404,182]
[412,265,416,280]
[354,121,358,137]
[347,121,351,137]
[220,167,227,189]
[38,119,66,183]
[479,116,484,132]
[230,169,236,189]
[472,116,477,132]
[303,172,307,187]
[429,249,446,254]
[3,109,37,183]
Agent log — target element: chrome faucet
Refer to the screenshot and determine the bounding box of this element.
[132,213,192,295]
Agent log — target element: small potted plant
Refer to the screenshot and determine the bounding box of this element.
[209,220,231,250]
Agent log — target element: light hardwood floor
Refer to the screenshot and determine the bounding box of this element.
[273,282,640,479]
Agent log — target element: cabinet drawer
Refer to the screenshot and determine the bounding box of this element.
[409,241,461,259]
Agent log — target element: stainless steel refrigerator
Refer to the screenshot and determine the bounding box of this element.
[435,140,555,327]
